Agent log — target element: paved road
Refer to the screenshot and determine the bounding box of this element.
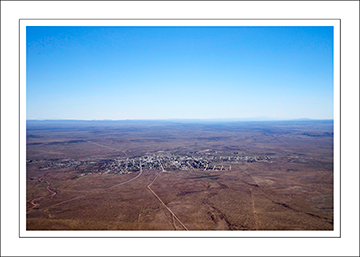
[159,162,166,172]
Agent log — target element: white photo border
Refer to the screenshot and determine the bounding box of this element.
[20,19,341,239]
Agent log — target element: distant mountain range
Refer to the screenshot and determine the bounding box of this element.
[27,117,333,123]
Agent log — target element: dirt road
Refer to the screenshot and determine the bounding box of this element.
[28,163,144,213]
[88,141,127,157]
[28,177,57,211]
[250,188,259,230]
[147,173,188,231]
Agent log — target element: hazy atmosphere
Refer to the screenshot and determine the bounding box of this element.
[26,26,333,120]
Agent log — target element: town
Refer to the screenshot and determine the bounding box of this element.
[27,151,271,175]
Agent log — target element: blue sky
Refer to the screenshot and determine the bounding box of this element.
[26,26,333,120]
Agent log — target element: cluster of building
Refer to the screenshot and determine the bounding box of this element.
[27,152,271,175]
[32,159,96,170]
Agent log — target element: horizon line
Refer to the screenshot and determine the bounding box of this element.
[26,117,334,122]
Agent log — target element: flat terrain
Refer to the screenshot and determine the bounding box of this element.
[26,120,334,230]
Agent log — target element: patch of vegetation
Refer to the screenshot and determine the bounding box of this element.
[286,169,299,172]
[67,140,87,144]
[187,174,220,179]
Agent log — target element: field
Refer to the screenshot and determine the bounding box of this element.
[26,120,334,230]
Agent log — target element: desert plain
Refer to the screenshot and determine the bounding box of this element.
[26,120,334,230]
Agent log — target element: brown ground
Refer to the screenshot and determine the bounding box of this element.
[26,120,333,230]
